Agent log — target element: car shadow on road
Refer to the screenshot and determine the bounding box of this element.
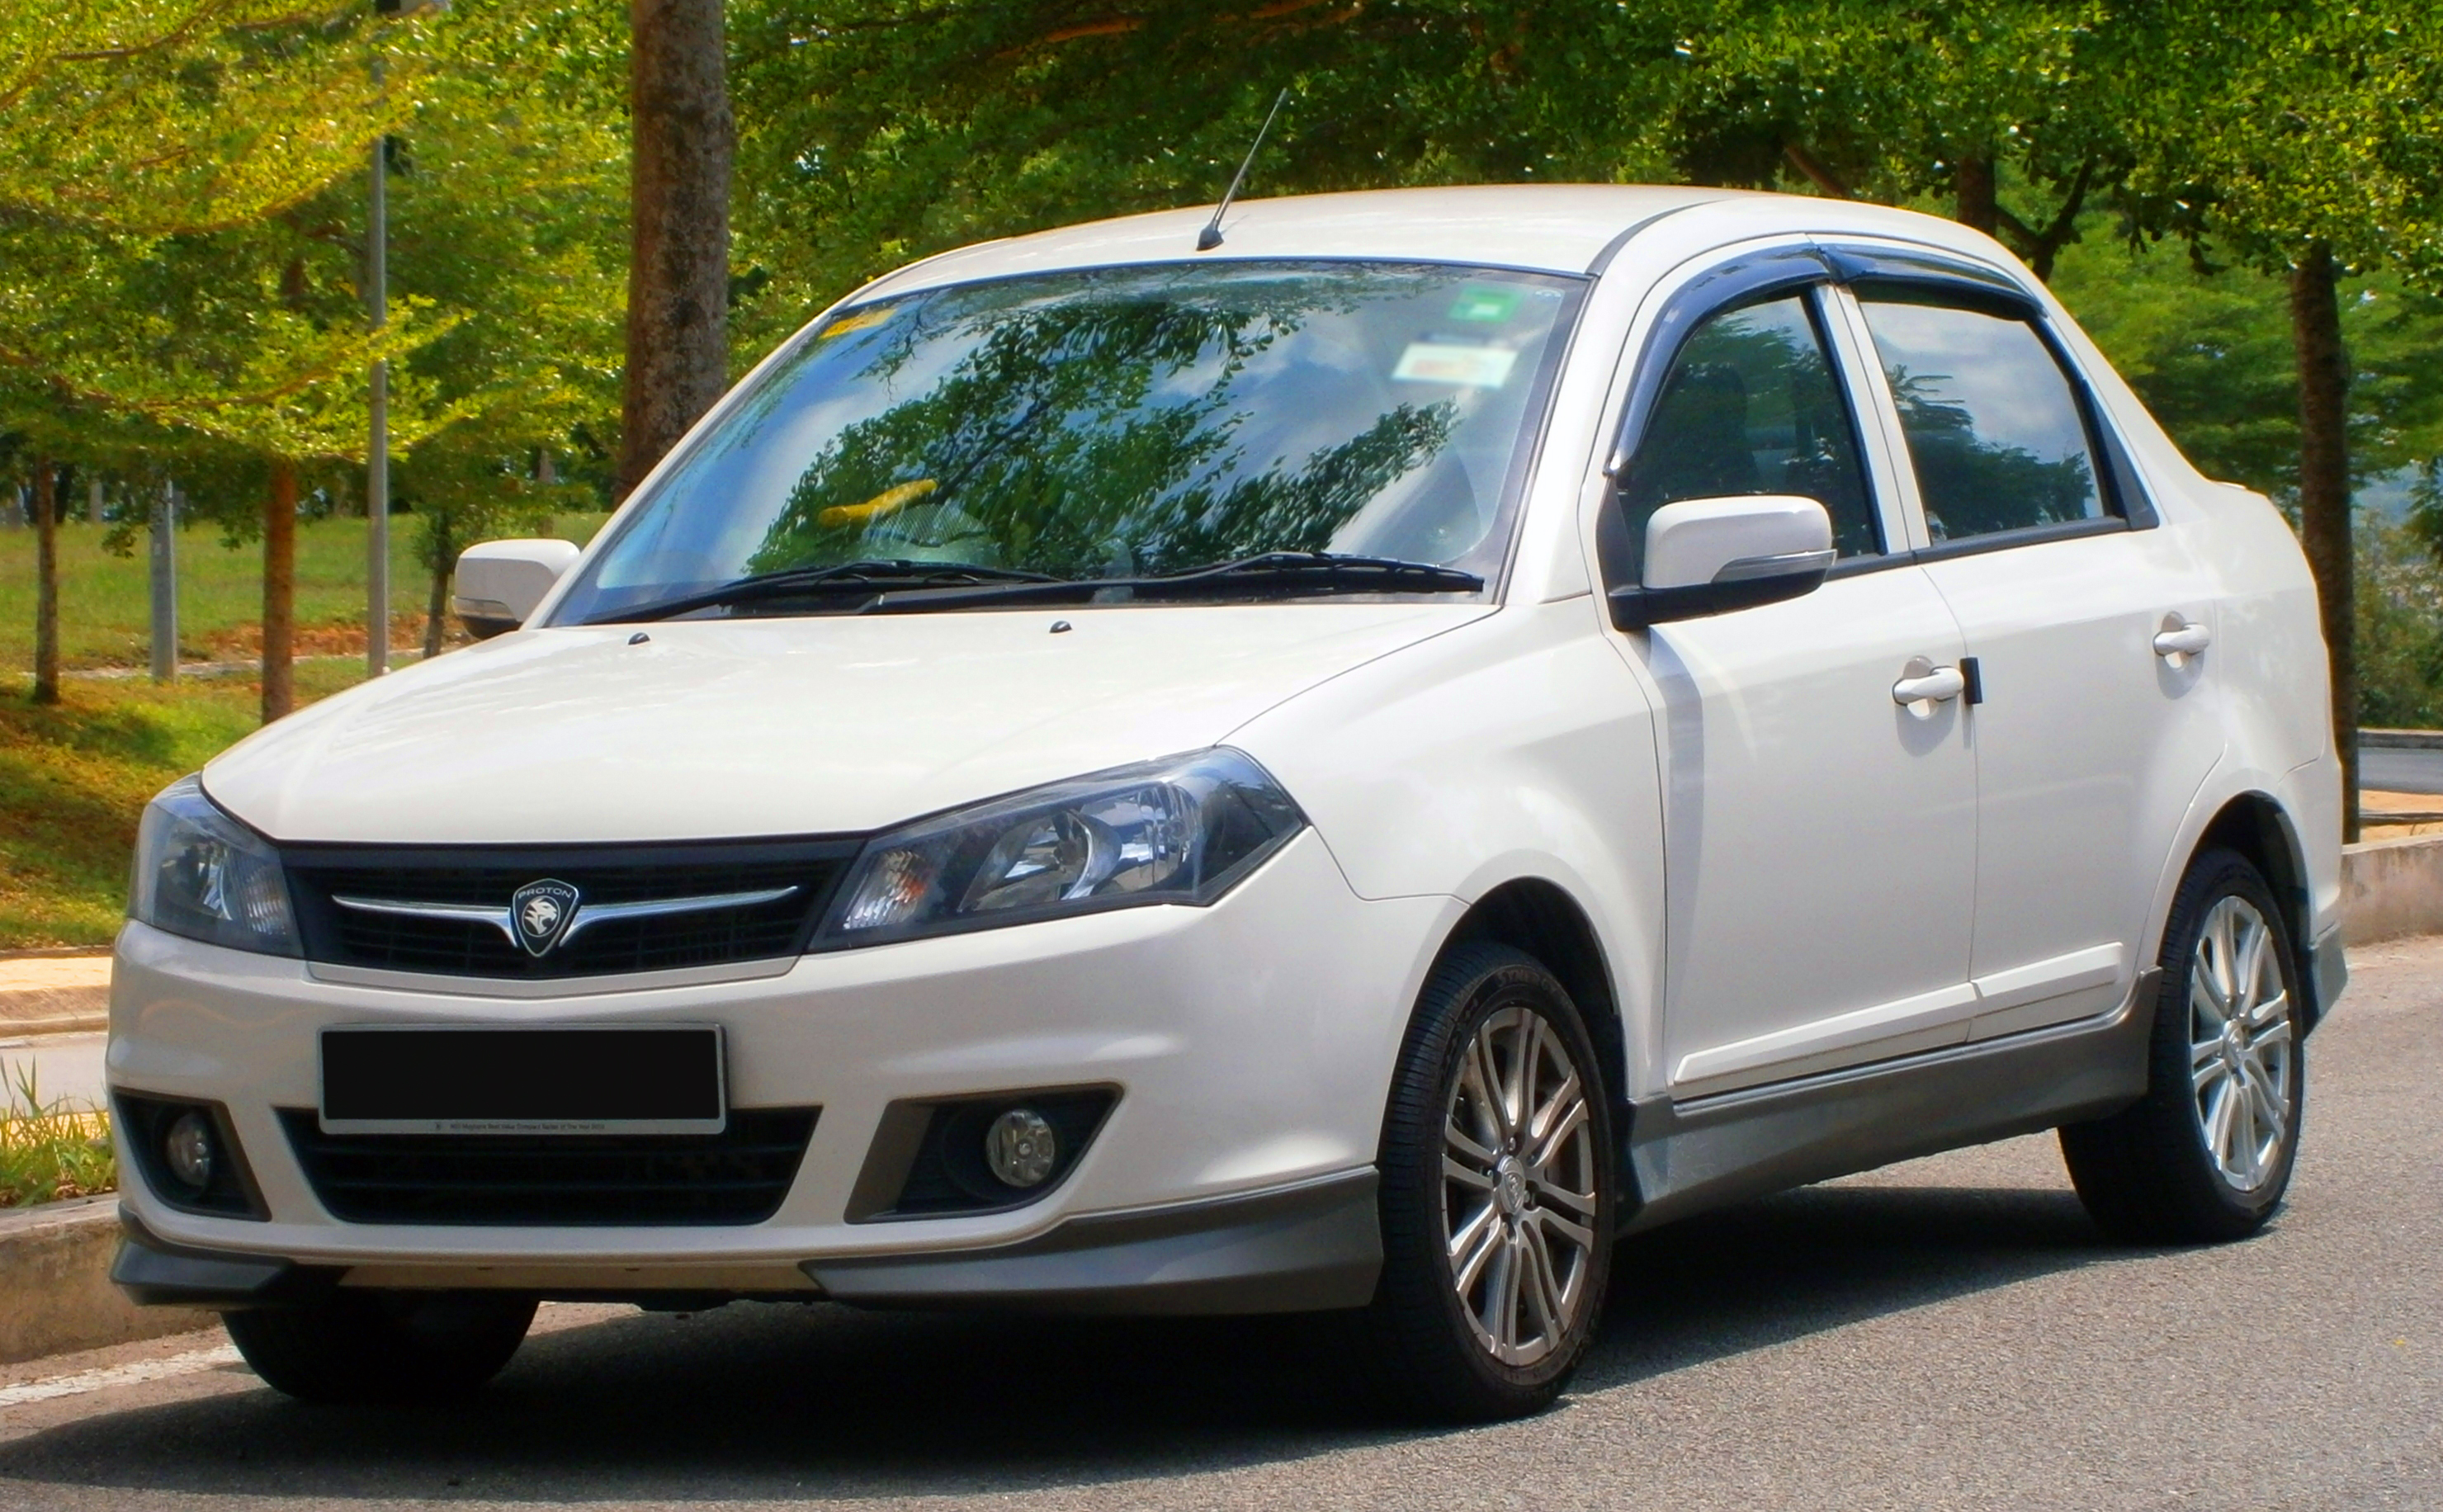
[0,1182,2117,1504]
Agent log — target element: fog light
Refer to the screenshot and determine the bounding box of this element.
[985,1108,1057,1188]
[163,1110,215,1193]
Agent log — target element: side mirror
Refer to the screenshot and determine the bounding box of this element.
[1608,494,1835,629]
[453,538,581,640]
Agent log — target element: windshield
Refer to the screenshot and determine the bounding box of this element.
[551,261,1583,622]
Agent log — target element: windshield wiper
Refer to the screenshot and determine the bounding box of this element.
[583,560,1061,625]
[862,551,1485,613]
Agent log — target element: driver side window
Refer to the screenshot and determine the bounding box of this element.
[1616,291,1878,577]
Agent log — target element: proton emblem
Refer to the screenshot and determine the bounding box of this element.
[509,879,581,957]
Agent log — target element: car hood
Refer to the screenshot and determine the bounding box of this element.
[203,604,1486,843]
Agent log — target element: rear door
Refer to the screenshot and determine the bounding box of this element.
[1837,266,2223,1037]
[1599,254,1980,1099]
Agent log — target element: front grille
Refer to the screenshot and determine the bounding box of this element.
[279,1107,820,1226]
[284,839,859,979]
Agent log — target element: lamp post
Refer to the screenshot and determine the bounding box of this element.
[367,0,446,675]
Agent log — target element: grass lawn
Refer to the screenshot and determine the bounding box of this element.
[0,661,374,949]
[0,513,604,672]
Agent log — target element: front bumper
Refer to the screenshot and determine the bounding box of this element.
[109,832,1450,1311]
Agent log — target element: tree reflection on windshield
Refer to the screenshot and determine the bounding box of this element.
[751,281,1461,579]
[552,261,1579,620]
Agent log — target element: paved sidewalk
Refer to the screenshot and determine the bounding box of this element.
[0,958,106,1038]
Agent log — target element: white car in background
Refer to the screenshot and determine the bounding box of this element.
[110,185,2342,1421]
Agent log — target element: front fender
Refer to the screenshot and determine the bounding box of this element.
[1229,598,1668,1093]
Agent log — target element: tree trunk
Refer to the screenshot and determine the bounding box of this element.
[423,508,452,659]
[31,459,59,705]
[2291,243,2357,841]
[262,460,298,722]
[619,0,734,501]
[1954,155,1998,235]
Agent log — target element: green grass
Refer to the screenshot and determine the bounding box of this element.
[0,514,604,673]
[0,662,371,947]
[0,1063,113,1207]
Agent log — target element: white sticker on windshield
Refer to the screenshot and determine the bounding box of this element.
[1392,343,1519,389]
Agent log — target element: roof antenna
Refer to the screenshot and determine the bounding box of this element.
[1197,88,1290,252]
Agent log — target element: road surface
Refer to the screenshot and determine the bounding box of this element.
[2362,741,2443,795]
[0,937,2436,1510]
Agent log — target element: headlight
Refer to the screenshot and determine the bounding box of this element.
[128,776,299,956]
[822,749,1305,945]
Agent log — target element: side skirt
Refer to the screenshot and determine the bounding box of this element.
[1618,968,2160,1234]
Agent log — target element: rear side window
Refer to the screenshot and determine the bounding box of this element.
[1618,292,1878,569]
[1855,293,2105,543]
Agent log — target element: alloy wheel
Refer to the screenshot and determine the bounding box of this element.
[2188,894,2295,1193]
[1440,1004,1600,1366]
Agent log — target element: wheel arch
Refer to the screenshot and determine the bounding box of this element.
[1438,878,1629,1136]
[2192,791,2323,1027]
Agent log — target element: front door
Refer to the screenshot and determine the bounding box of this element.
[1606,284,1980,1099]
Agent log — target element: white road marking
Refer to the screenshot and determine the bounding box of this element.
[0,1344,242,1407]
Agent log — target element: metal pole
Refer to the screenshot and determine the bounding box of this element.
[366,117,390,677]
[150,480,178,684]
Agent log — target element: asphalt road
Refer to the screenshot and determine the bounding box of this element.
[2,939,2437,1511]
[2362,742,2443,795]
[0,1035,103,1116]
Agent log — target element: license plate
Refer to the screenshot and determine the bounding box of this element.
[319,1025,726,1136]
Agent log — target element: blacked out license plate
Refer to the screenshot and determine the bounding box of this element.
[319,1025,726,1136]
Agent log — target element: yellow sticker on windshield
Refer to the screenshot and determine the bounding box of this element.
[817,305,897,340]
[818,479,936,528]
[1392,343,1519,389]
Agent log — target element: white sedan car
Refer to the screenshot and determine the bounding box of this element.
[110,186,2343,1420]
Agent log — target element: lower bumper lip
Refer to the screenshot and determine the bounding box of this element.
[113,1169,1383,1316]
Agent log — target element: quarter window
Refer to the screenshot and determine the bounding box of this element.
[1618,292,1878,571]
[1855,292,2105,543]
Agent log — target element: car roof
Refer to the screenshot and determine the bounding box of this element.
[852,184,2020,303]
[854,185,1736,297]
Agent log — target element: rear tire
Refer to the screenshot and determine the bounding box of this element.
[2059,848,2304,1245]
[1354,943,1614,1422]
[224,1291,536,1405]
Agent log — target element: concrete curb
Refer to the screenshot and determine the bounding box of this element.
[2361,727,2443,751]
[0,1199,211,1364]
[2342,833,2443,946]
[0,957,111,1040]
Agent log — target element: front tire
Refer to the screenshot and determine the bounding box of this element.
[224,1291,536,1405]
[2060,848,2305,1244]
[1357,943,1614,1421]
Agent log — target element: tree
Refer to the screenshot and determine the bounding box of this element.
[29,457,59,703]
[375,0,626,650]
[2115,2,2443,836]
[2,1,627,716]
[621,0,732,498]
[1639,1,2135,280]
[726,2,1680,347]
[2,2,405,711]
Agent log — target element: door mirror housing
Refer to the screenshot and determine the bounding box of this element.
[1608,494,1836,628]
[454,538,582,640]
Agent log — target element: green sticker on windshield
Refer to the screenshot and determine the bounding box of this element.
[1448,287,1522,323]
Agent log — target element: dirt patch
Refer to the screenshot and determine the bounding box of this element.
[201,617,457,663]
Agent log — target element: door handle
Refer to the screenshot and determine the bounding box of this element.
[2153,617,2211,659]
[1892,656,1967,715]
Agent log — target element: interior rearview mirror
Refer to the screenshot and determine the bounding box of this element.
[1608,494,1835,629]
[453,538,582,640]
